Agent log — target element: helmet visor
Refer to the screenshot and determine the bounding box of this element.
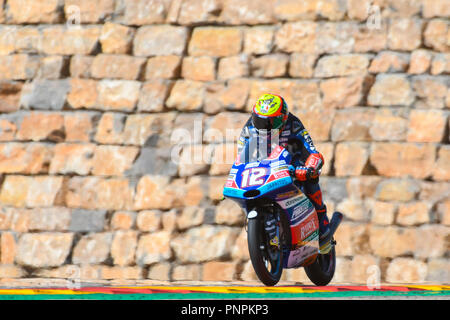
[252,113,284,131]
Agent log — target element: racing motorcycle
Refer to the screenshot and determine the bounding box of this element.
[223,136,343,286]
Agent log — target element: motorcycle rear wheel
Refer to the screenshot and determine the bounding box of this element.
[304,244,336,286]
[247,214,284,286]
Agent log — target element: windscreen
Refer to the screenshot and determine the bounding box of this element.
[239,135,280,163]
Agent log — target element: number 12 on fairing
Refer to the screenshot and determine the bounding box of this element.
[241,168,267,188]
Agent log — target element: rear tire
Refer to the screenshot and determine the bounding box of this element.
[304,244,336,286]
[247,215,283,286]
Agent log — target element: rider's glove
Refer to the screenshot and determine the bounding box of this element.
[296,153,324,181]
[295,166,314,181]
[305,153,324,178]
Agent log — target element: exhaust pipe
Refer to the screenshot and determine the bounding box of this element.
[328,211,344,238]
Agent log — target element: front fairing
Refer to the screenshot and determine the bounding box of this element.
[223,141,293,201]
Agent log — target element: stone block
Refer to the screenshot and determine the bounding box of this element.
[0,54,39,80]
[424,19,449,52]
[171,225,239,263]
[181,56,216,81]
[407,109,447,142]
[176,0,222,25]
[189,27,243,57]
[145,56,181,80]
[387,18,422,51]
[244,26,275,55]
[136,210,162,232]
[369,226,416,257]
[320,75,373,109]
[91,54,146,80]
[0,143,53,174]
[386,258,427,283]
[370,143,436,179]
[134,25,188,56]
[110,211,136,230]
[111,230,138,266]
[217,55,249,81]
[16,112,64,141]
[65,0,115,23]
[16,233,74,267]
[368,74,414,106]
[334,142,370,177]
[289,53,317,78]
[6,0,62,23]
[49,143,95,175]
[20,79,70,110]
[72,232,112,264]
[396,201,431,226]
[315,54,370,78]
[91,145,139,176]
[202,261,238,281]
[40,26,101,55]
[275,21,317,53]
[375,178,420,202]
[331,108,376,141]
[135,231,172,265]
[63,111,98,142]
[368,51,409,73]
[220,0,275,25]
[70,55,94,78]
[434,146,450,181]
[0,175,63,207]
[369,108,408,141]
[250,54,289,78]
[66,177,134,210]
[97,80,141,111]
[115,0,170,25]
[408,50,433,74]
[166,80,205,111]
[69,209,107,232]
[0,81,23,113]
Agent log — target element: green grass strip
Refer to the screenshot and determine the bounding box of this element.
[0,290,448,300]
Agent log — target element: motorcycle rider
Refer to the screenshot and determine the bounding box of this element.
[236,93,331,253]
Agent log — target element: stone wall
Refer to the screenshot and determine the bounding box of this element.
[0,0,448,285]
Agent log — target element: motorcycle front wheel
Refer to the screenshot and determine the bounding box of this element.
[247,213,284,286]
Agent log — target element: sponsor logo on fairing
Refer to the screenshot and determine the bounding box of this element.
[271,165,288,172]
[245,162,260,169]
[300,216,317,239]
[278,195,303,209]
[273,170,289,179]
[269,160,286,167]
[291,199,311,221]
[275,190,298,200]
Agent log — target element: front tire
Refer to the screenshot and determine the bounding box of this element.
[247,215,283,286]
[304,244,336,286]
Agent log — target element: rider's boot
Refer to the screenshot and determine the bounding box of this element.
[307,188,332,254]
[317,206,332,254]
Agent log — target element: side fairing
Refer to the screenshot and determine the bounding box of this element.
[276,186,319,269]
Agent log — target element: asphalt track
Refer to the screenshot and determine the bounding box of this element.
[0,284,448,300]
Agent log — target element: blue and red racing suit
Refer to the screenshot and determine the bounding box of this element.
[237,112,329,232]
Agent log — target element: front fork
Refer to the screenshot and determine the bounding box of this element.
[246,207,281,251]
